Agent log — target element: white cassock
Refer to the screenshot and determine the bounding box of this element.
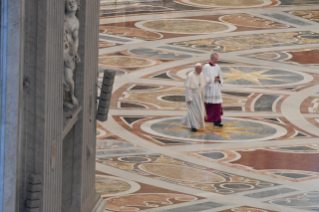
[181,70,206,129]
[202,64,223,104]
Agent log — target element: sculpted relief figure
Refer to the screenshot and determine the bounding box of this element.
[63,0,80,109]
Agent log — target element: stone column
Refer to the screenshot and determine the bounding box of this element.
[0,0,22,210]
[1,0,101,210]
[66,0,101,210]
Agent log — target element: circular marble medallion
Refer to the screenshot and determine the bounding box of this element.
[139,163,226,183]
[220,66,307,87]
[96,175,141,197]
[250,52,281,60]
[119,156,151,163]
[141,117,287,142]
[136,19,236,34]
[99,56,156,68]
[179,0,271,8]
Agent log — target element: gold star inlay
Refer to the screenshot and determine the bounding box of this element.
[162,121,265,140]
[223,68,293,85]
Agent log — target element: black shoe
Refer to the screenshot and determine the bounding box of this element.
[214,122,223,127]
[191,128,197,132]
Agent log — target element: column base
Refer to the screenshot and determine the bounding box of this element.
[92,196,107,212]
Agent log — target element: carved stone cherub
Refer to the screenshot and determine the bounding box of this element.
[63,0,80,108]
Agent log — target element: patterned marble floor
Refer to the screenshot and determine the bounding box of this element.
[96,1,319,211]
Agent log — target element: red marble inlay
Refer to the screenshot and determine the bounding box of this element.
[231,149,319,173]
[286,49,319,65]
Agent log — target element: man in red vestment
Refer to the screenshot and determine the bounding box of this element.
[202,53,224,127]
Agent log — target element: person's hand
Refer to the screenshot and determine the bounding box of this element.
[187,101,192,105]
[214,76,220,82]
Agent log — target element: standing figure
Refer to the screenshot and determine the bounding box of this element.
[202,53,224,127]
[181,63,207,132]
[64,0,80,108]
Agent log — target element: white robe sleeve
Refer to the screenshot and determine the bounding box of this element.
[202,65,212,84]
[184,74,192,101]
[185,87,193,101]
[201,87,205,103]
[218,66,223,86]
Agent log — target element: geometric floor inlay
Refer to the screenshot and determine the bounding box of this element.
[98,154,279,195]
[288,10,319,23]
[171,31,319,52]
[137,19,234,34]
[97,0,319,210]
[244,48,319,68]
[143,117,282,142]
[244,187,298,199]
[267,191,319,211]
[160,201,224,212]
[185,143,319,182]
[96,170,202,212]
[96,175,137,197]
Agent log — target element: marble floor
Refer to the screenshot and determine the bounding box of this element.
[96,1,319,211]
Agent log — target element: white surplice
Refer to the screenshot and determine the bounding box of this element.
[202,64,224,104]
[181,70,206,129]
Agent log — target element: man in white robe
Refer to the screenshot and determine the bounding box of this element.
[202,53,224,127]
[182,63,206,132]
